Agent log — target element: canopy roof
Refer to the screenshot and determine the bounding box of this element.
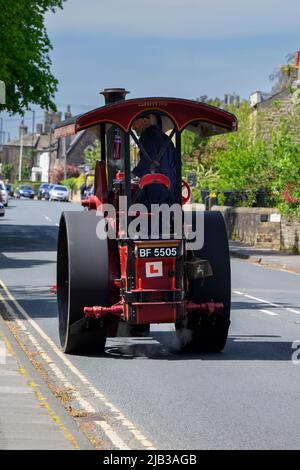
[54,97,237,139]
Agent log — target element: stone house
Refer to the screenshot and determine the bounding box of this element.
[1,110,63,182]
[0,107,97,182]
[64,127,100,170]
[249,51,300,142]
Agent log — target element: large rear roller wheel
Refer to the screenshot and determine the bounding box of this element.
[177,210,231,352]
[57,211,109,354]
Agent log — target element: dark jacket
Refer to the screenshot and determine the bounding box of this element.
[132,125,176,193]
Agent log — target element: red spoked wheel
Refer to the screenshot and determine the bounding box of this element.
[181,179,191,205]
[139,173,171,190]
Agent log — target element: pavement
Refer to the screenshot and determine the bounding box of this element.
[229,240,300,275]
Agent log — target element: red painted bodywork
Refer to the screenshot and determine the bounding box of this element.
[54,97,234,328]
[139,173,171,190]
[54,97,237,138]
[84,300,223,321]
[181,179,191,205]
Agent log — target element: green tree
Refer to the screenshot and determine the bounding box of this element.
[1,163,13,180]
[0,0,64,114]
[21,149,32,180]
[84,139,101,169]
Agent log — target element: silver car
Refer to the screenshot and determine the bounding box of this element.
[0,202,5,217]
[49,185,70,202]
[0,181,8,207]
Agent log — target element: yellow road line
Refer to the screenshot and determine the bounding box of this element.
[0,329,80,450]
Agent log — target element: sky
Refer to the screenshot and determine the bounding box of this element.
[1,0,300,141]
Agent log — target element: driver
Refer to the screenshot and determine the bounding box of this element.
[131,114,176,208]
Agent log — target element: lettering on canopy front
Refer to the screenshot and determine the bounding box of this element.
[138,101,168,108]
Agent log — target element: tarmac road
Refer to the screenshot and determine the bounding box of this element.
[0,198,300,450]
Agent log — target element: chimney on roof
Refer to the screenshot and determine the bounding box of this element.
[19,119,28,138]
[100,88,130,105]
[64,105,72,121]
[44,111,62,134]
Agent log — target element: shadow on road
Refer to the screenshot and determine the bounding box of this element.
[232,300,300,311]
[0,224,58,253]
[0,253,55,270]
[79,332,296,362]
[0,288,57,320]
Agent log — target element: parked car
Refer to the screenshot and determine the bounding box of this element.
[49,185,70,202]
[0,202,5,217]
[5,184,14,197]
[0,181,8,206]
[44,184,54,200]
[16,185,35,199]
[37,183,51,200]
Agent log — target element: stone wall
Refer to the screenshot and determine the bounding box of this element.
[281,218,300,252]
[213,206,300,252]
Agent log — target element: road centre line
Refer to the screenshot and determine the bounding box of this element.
[286,308,300,315]
[259,309,278,316]
[44,214,59,227]
[243,294,280,308]
[0,279,155,450]
[233,290,300,316]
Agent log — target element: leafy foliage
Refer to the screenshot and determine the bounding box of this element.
[0,0,64,114]
[182,98,300,217]
[1,163,13,180]
[50,164,80,183]
[83,139,101,169]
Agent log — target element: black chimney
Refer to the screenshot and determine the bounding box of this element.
[100,88,130,105]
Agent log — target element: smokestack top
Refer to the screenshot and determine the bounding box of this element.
[101,88,130,104]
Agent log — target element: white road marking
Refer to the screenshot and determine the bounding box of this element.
[286,308,300,315]
[55,223,59,227]
[95,421,130,450]
[259,309,278,316]
[243,294,279,308]
[0,280,156,450]
[233,290,300,316]
[44,216,53,223]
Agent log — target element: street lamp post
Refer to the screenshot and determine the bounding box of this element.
[18,125,24,181]
[61,137,67,180]
[48,118,52,183]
